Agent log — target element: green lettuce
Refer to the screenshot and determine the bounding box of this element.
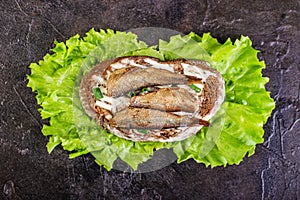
[27,29,275,171]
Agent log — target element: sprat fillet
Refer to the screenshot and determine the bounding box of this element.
[107,67,188,97]
[110,107,209,129]
[130,88,198,113]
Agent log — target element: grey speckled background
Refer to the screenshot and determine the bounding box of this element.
[0,0,299,199]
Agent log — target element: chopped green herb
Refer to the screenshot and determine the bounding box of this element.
[92,87,103,100]
[128,91,136,97]
[141,88,149,93]
[137,129,148,134]
[190,84,201,93]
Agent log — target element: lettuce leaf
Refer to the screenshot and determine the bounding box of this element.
[160,33,275,166]
[27,29,275,171]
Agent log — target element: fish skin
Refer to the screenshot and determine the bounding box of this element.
[130,88,198,112]
[107,67,188,97]
[110,107,206,129]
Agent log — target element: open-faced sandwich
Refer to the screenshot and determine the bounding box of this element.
[80,56,225,142]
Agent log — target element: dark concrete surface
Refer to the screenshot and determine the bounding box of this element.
[0,0,299,199]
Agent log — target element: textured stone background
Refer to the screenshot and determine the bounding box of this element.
[0,0,299,199]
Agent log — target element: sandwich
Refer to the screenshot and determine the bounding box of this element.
[80,56,225,142]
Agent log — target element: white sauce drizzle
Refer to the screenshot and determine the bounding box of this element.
[92,75,105,84]
[128,60,147,68]
[172,111,195,116]
[116,58,148,68]
[181,63,216,81]
[111,96,130,114]
[95,100,112,111]
[144,58,174,72]
[110,62,126,69]
[101,95,113,104]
